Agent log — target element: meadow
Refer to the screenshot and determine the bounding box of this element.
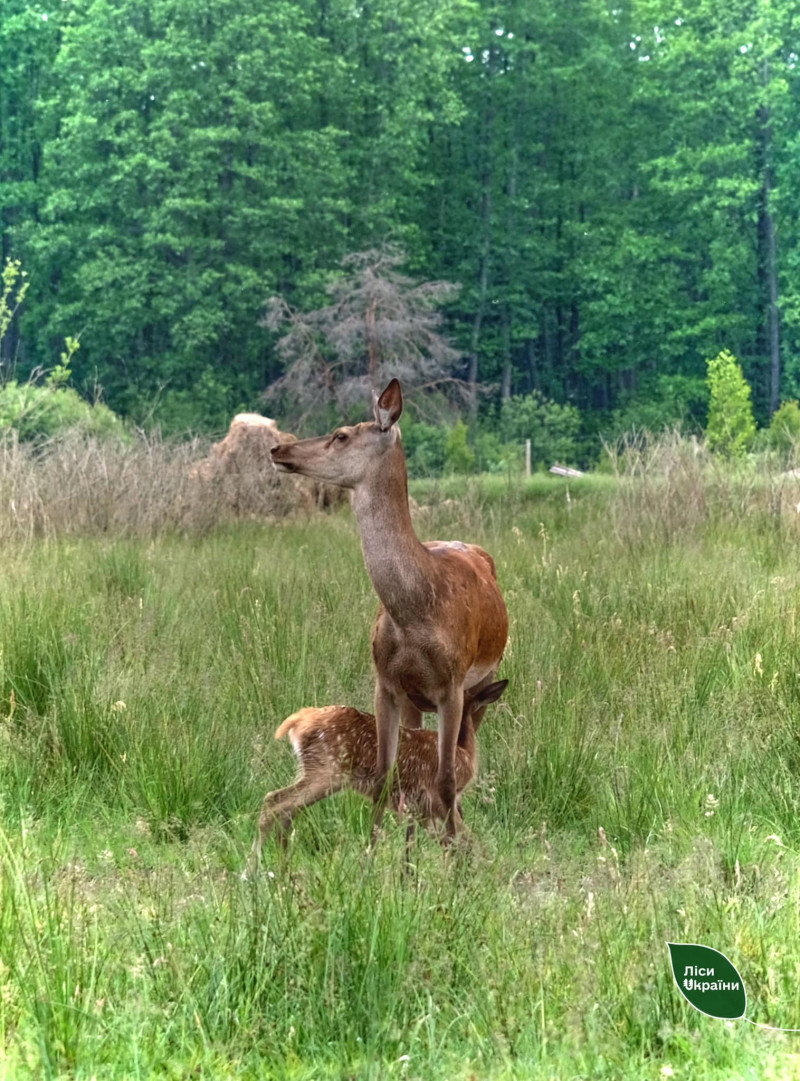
[2,462,800,1078]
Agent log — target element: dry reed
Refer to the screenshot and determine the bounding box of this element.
[0,429,321,542]
[606,429,800,546]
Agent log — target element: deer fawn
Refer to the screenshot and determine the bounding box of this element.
[271,379,509,840]
[251,680,507,860]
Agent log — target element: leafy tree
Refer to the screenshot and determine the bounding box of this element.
[0,2,60,368]
[605,374,709,438]
[705,350,757,459]
[0,257,28,358]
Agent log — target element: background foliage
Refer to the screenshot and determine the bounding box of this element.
[3,0,800,442]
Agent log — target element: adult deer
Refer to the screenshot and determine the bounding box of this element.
[251,679,508,861]
[270,379,508,839]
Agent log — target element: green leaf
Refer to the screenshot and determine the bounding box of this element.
[667,942,747,1020]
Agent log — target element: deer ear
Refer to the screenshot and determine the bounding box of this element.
[374,378,403,431]
[473,680,508,709]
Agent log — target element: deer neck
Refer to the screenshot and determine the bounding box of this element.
[351,444,432,624]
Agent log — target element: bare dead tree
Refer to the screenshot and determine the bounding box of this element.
[261,246,462,420]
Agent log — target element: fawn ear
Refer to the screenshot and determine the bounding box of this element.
[406,690,436,713]
[373,378,403,431]
[472,679,508,710]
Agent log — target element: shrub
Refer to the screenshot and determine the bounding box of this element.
[498,391,581,469]
[608,374,708,438]
[764,399,800,456]
[1,297,125,442]
[400,415,448,477]
[705,350,756,459]
[444,419,475,474]
[472,430,522,474]
[0,379,124,442]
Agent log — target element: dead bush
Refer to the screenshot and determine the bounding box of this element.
[0,424,342,542]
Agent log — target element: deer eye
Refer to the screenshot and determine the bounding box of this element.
[334,431,348,443]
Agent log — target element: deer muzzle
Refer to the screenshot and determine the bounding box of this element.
[270,444,298,473]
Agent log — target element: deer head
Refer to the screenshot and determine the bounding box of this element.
[270,379,404,489]
[406,679,509,739]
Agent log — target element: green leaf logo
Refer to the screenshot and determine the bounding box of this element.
[667,943,746,1020]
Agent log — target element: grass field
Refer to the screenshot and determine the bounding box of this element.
[3,470,800,1078]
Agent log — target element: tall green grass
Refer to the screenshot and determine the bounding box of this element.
[1,478,800,1077]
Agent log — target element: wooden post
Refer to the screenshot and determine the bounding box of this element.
[525,439,531,479]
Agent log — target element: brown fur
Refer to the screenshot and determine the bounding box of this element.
[271,380,509,840]
[251,681,507,859]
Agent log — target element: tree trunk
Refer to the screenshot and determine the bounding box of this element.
[468,239,488,413]
[500,305,512,401]
[468,40,498,416]
[366,298,379,382]
[764,179,780,415]
[760,75,780,416]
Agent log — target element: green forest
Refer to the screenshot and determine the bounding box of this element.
[1,0,798,449]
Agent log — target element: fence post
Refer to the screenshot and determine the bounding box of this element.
[525,439,531,479]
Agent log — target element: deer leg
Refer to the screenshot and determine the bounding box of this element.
[371,682,401,844]
[436,686,465,842]
[251,778,338,866]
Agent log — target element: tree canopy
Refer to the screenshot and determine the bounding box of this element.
[2,0,799,436]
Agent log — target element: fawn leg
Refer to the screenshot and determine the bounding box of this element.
[403,820,418,876]
[250,778,337,869]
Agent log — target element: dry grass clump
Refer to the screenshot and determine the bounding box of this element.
[606,429,800,545]
[0,427,336,542]
[190,412,344,515]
